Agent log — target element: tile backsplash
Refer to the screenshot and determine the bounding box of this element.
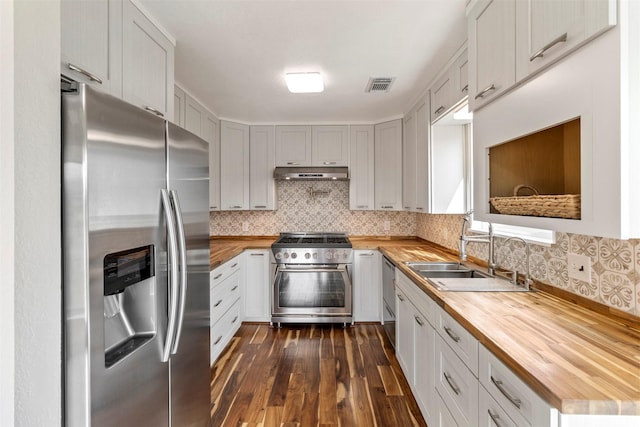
[416,214,640,317]
[211,183,639,317]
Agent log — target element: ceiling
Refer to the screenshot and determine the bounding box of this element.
[141,0,468,123]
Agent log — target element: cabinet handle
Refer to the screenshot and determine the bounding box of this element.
[443,371,461,395]
[250,253,265,256]
[461,84,469,93]
[490,376,522,409]
[210,206,218,209]
[358,253,375,257]
[474,84,496,100]
[213,273,223,280]
[213,299,223,307]
[487,409,504,427]
[213,335,222,345]
[404,206,410,209]
[229,205,242,209]
[253,205,267,209]
[530,32,568,62]
[143,105,164,117]
[286,162,300,165]
[385,305,394,316]
[397,294,405,302]
[356,205,369,209]
[67,63,103,84]
[414,316,424,326]
[323,161,337,165]
[231,263,238,268]
[434,106,445,115]
[231,285,238,291]
[443,325,461,342]
[416,207,424,210]
[231,315,238,324]
[381,205,393,209]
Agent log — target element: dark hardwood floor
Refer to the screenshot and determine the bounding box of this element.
[210,323,428,427]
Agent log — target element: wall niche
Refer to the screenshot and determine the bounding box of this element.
[489,117,581,219]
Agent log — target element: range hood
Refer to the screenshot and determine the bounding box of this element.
[273,166,349,181]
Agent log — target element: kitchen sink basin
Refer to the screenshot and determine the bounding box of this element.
[405,261,529,292]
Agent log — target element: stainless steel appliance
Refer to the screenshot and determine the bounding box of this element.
[270,232,353,326]
[62,83,210,426]
[382,256,396,347]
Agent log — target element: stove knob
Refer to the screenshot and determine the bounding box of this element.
[275,252,282,259]
[343,252,348,259]
[291,252,297,259]
[305,253,311,259]
[283,252,289,259]
[312,253,318,259]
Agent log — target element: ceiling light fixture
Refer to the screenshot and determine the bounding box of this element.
[285,72,324,93]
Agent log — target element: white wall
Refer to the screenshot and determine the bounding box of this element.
[12,0,62,425]
[0,1,15,425]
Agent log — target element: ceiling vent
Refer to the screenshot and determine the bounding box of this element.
[365,77,395,93]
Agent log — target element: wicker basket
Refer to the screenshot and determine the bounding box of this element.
[490,185,581,219]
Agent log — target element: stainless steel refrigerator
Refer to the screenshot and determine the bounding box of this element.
[62,83,210,426]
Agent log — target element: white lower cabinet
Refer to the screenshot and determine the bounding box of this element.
[353,250,381,322]
[210,255,243,364]
[243,249,270,322]
[479,386,522,427]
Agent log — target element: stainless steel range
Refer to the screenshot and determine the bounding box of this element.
[270,232,353,326]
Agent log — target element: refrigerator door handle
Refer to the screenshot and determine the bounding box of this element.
[161,189,180,362]
[170,190,188,354]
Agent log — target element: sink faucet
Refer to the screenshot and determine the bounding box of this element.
[459,211,496,275]
[501,237,533,290]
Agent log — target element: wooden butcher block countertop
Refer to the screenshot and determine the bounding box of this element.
[210,236,640,416]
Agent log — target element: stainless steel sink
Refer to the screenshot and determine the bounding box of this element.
[405,261,529,292]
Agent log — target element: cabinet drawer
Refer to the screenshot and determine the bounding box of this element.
[436,393,459,427]
[479,345,551,427]
[210,256,241,289]
[210,268,241,324]
[210,300,241,364]
[479,385,523,427]
[435,335,478,427]
[437,308,478,375]
[395,271,435,327]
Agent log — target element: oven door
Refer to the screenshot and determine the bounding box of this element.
[272,264,352,318]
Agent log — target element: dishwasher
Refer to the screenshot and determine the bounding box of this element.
[382,256,396,348]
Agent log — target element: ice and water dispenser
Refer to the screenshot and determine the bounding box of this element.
[103,245,156,367]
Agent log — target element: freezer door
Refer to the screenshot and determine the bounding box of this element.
[63,84,170,426]
[166,122,211,426]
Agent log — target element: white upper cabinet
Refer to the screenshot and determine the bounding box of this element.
[431,47,468,123]
[415,101,430,212]
[275,126,312,166]
[311,126,349,166]
[403,111,417,210]
[430,72,453,123]
[122,0,175,118]
[204,114,220,211]
[515,0,617,80]
[349,125,375,211]
[61,0,122,96]
[220,121,250,210]
[453,48,469,102]
[249,126,277,210]
[184,94,205,137]
[468,0,516,110]
[374,119,403,211]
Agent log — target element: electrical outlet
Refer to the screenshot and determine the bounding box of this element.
[567,253,591,283]
[383,221,390,231]
[242,222,249,232]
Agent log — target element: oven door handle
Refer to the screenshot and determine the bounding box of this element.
[276,265,349,273]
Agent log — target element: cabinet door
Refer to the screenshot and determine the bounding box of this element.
[353,251,381,322]
[184,94,205,138]
[374,119,403,211]
[243,250,270,322]
[468,0,516,110]
[415,100,430,212]
[349,125,375,210]
[430,72,453,122]
[311,125,349,166]
[402,112,417,211]
[220,121,249,210]
[122,0,175,118]
[173,85,185,126]
[395,289,414,380]
[516,0,616,80]
[275,125,312,166]
[413,306,436,426]
[203,114,220,211]
[61,0,122,96]
[453,48,469,105]
[249,126,276,210]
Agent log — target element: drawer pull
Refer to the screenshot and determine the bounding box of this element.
[250,253,265,256]
[213,335,222,345]
[491,376,522,409]
[231,315,238,323]
[231,285,238,291]
[397,294,405,302]
[443,371,460,395]
[488,409,504,427]
[213,299,223,308]
[474,84,495,100]
[530,32,568,62]
[67,63,103,84]
[414,316,424,327]
[359,253,375,257]
[231,263,238,268]
[213,273,223,280]
[443,325,461,343]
